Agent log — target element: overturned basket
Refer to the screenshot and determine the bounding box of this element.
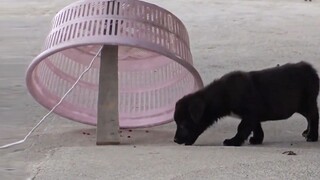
[26,0,203,129]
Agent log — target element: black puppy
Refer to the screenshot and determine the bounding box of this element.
[174,61,319,146]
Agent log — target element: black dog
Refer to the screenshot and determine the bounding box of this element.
[173,61,319,146]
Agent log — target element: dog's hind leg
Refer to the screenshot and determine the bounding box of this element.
[300,75,319,141]
[249,122,264,145]
[223,118,257,146]
[301,101,319,142]
[301,65,319,141]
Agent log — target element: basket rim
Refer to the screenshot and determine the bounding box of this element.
[26,41,204,128]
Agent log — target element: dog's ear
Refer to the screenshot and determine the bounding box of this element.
[188,98,205,124]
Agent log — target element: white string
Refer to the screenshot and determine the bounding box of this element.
[0,46,103,149]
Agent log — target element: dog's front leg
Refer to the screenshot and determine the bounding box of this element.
[223,118,256,146]
[249,122,264,145]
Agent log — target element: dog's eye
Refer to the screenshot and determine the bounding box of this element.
[175,121,185,129]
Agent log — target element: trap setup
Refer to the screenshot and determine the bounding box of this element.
[26,0,203,144]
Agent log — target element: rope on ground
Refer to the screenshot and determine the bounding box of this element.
[0,47,102,149]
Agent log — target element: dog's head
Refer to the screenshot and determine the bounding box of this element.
[173,95,206,145]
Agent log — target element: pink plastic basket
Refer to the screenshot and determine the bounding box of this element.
[26,0,203,128]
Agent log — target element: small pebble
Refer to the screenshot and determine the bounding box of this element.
[5,168,15,171]
[129,129,132,132]
[282,151,297,155]
[145,130,149,133]
[127,136,131,138]
[82,132,86,135]
[86,133,90,135]
[133,146,136,148]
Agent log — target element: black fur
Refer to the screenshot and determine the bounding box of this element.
[173,61,319,146]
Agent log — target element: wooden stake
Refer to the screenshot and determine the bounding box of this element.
[96,45,120,145]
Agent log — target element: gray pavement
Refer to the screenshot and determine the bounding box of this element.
[1,0,320,179]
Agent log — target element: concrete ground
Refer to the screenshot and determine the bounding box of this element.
[1,0,320,179]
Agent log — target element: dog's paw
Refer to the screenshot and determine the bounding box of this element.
[306,135,318,142]
[302,129,308,138]
[304,130,318,142]
[249,137,263,145]
[223,138,243,146]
